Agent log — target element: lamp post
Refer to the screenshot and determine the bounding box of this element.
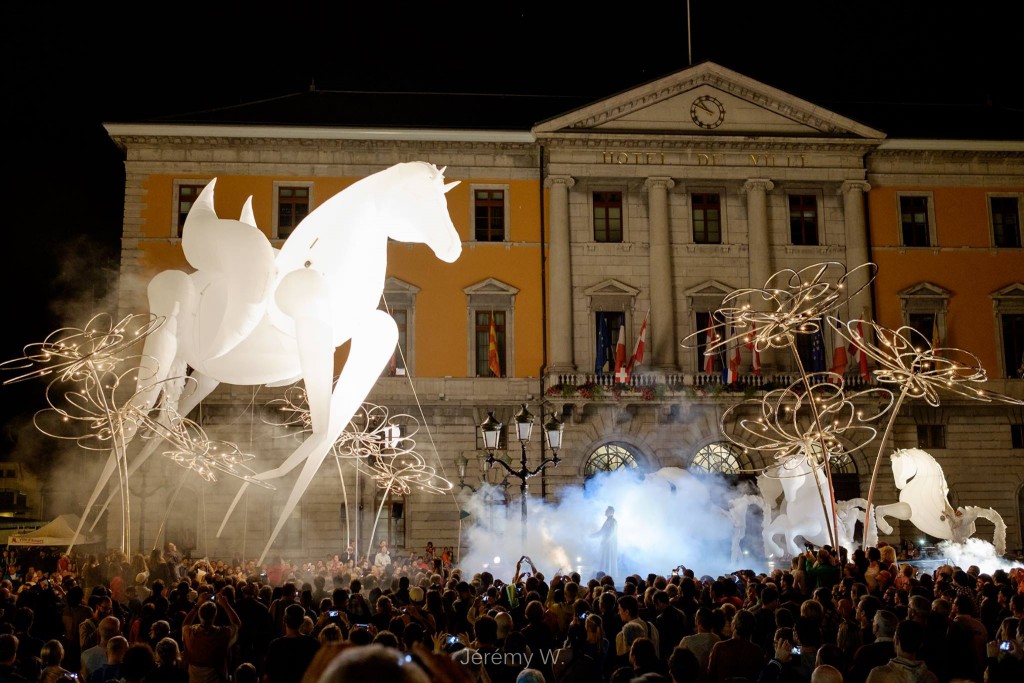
[479,404,563,546]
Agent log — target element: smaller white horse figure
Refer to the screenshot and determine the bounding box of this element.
[758,459,865,558]
[874,448,1007,555]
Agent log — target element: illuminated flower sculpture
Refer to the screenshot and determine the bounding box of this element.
[262,392,452,559]
[827,318,1024,545]
[721,373,893,556]
[0,313,164,551]
[683,262,876,546]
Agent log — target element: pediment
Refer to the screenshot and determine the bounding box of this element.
[463,277,519,296]
[684,280,735,299]
[992,282,1024,298]
[534,61,885,140]
[583,279,640,298]
[899,282,950,299]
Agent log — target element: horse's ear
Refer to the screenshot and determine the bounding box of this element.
[443,180,460,193]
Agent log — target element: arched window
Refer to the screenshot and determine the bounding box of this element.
[584,443,640,477]
[689,442,747,475]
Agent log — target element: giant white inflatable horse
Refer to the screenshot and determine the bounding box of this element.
[874,448,1006,555]
[757,458,867,558]
[74,162,462,563]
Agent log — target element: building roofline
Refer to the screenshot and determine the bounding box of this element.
[879,138,1024,152]
[102,123,536,144]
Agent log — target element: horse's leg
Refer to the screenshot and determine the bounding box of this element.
[256,310,398,564]
[874,501,912,536]
[92,368,220,531]
[763,516,787,558]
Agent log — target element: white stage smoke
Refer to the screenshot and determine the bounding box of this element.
[459,467,765,581]
[937,538,1024,575]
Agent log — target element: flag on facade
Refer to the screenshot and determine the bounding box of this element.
[810,325,827,373]
[630,311,649,371]
[746,323,761,376]
[724,324,741,384]
[856,319,869,381]
[703,325,718,375]
[596,314,610,374]
[487,313,501,378]
[931,314,941,349]
[614,324,630,383]
[829,316,848,380]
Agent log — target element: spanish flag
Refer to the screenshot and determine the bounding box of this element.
[488,313,502,378]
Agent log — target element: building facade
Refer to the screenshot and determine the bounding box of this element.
[94,62,1023,563]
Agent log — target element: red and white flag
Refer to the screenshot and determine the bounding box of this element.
[614,324,630,383]
[829,317,848,382]
[848,318,869,381]
[703,326,719,375]
[630,312,649,371]
[726,327,742,384]
[746,324,761,376]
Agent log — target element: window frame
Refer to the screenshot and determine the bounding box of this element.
[583,443,641,478]
[916,424,946,450]
[689,441,750,475]
[172,179,213,238]
[691,191,723,245]
[381,278,420,377]
[465,279,518,378]
[989,193,1022,249]
[273,181,314,240]
[896,192,936,248]
[898,282,949,351]
[787,192,820,246]
[372,491,406,550]
[592,190,624,243]
[470,184,510,243]
[992,284,1024,379]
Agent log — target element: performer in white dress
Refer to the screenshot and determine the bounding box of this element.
[593,506,619,579]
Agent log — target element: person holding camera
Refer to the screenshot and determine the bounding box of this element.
[181,592,240,683]
[804,544,840,592]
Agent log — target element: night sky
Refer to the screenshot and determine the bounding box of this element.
[2,1,1021,462]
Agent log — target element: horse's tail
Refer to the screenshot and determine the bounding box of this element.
[965,506,1008,556]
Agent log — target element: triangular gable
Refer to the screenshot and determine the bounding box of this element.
[583,279,640,298]
[535,61,885,139]
[684,280,735,299]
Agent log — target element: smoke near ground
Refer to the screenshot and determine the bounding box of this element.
[459,467,765,581]
[938,538,1023,575]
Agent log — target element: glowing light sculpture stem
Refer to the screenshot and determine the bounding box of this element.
[862,385,910,547]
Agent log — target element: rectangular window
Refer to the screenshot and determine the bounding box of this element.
[595,311,626,375]
[384,308,408,376]
[917,424,946,449]
[475,310,506,377]
[908,312,937,347]
[277,186,309,239]
[176,184,207,237]
[1011,424,1024,449]
[594,192,623,243]
[1002,313,1024,379]
[991,196,1021,248]
[692,193,722,244]
[789,194,819,246]
[900,196,931,247]
[474,189,506,241]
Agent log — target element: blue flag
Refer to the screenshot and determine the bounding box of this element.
[810,324,826,373]
[596,313,610,374]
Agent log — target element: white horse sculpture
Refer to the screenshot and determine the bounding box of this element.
[874,448,1006,555]
[74,162,462,562]
[758,459,866,558]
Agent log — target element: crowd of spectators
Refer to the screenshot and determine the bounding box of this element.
[0,539,1021,683]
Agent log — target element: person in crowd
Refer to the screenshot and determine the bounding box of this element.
[80,616,120,681]
[707,610,765,683]
[263,604,319,683]
[0,634,30,683]
[88,635,128,683]
[39,640,74,683]
[678,607,720,683]
[146,637,187,683]
[181,592,240,683]
[865,619,937,683]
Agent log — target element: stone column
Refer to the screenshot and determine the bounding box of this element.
[545,175,576,374]
[743,179,776,370]
[644,177,677,371]
[841,180,873,322]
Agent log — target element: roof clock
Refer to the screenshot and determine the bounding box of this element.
[690,95,726,129]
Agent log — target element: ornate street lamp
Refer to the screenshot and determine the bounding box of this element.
[480,404,563,545]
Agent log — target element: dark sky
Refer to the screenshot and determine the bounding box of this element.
[1,1,1021,460]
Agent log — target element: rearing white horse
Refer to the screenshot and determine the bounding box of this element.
[77,162,462,563]
[874,448,1006,555]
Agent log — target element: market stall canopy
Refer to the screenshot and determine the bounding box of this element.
[7,514,101,547]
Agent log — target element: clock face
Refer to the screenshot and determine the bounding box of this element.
[690,95,726,129]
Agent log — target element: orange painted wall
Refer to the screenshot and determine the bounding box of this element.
[868,185,1024,373]
[136,174,544,379]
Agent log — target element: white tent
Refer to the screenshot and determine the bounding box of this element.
[7,514,101,547]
